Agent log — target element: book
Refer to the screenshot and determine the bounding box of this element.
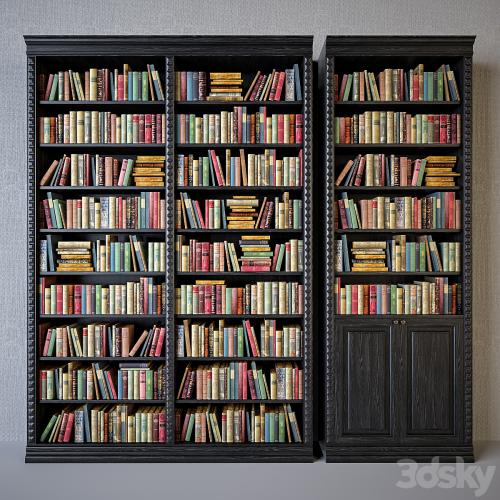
[335,112,461,145]
[334,277,461,315]
[176,361,302,400]
[175,403,301,443]
[335,64,460,102]
[176,107,303,145]
[41,191,165,229]
[40,278,166,315]
[176,280,304,315]
[176,149,303,187]
[41,65,164,101]
[39,112,166,144]
[336,192,461,230]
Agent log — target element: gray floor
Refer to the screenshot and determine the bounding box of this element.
[1,442,499,500]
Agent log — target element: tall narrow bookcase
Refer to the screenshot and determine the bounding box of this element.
[319,36,475,462]
[25,36,314,462]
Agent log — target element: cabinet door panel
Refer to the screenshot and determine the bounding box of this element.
[402,319,463,443]
[333,319,398,444]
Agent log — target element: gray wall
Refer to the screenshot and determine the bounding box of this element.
[1,0,499,443]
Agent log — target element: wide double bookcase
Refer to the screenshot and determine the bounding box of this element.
[25,36,315,462]
[319,36,474,462]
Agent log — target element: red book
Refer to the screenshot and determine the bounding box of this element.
[244,320,259,356]
[153,191,159,228]
[180,72,187,101]
[56,284,63,315]
[42,328,52,356]
[363,284,369,314]
[148,327,160,356]
[117,75,124,100]
[338,74,348,101]
[44,74,54,100]
[144,114,152,143]
[57,412,69,442]
[155,327,166,357]
[451,113,457,144]
[337,200,348,229]
[201,242,210,271]
[238,362,244,399]
[74,285,82,315]
[354,155,366,186]
[339,117,346,143]
[156,114,163,143]
[352,285,358,314]
[249,74,264,101]
[277,114,284,144]
[42,199,53,228]
[209,149,225,186]
[193,200,205,229]
[204,285,211,315]
[295,114,303,144]
[439,115,447,144]
[242,363,248,400]
[271,244,280,271]
[241,265,271,272]
[139,114,145,143]
[247,370,257,399]
[274,72,286,101]
[159,411,166,443]
[412,73,419,101]
[294,366,300,399]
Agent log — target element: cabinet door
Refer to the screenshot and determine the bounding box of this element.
[333,319,399,444]
[401,318,463,444]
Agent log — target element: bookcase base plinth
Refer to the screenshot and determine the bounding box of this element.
[325,445,474,463]
[25,444,315,463]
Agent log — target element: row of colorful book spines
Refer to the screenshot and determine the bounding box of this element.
[335,239,461,273]
[176,240,303,273]
[176,151,303,187]
[176,404,302,443]
[178,194,303,230]
[39,113,166,144]
[39,365,165,401]
[176,324,303,358]
[176,282,304,316]
[176,112,303,145]
[175,66,302,102]
[42,193,165,229]
[40,154,165,188]
[334,280,461,315]
[39,65,164,102]
[334,65,460,102]
[40,325,165,358]
[40,281,166,316]
[335,156,436,188]
[178,363,302,401]
[336,194,461,230]
[40,406,166,444]
[335,113,461,145]
[40,239,165,273]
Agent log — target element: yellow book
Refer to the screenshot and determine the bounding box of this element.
[210,73,242,79]
[241,235,270,240]
[195,280,225,285]
[136,156,166,161]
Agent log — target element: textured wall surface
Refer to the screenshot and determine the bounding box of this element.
[0,0,499,442]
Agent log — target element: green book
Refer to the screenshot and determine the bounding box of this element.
[427,72,433,101]
[226,287,232,314]
[202,157,210,186]
[124,242,131,272]
[189,114,196,143]
[409,242,416,272]
[77,371,84,400]
[335,117,340,143]
[48,74,59,101]
[279,411,285,443]
[95,284,102,314]
[132,72,139,101]
[420,241,427,271]
[142,71,149,101]
[390,284,397,314]
[343,74,353,101]
[40,414,58,443]
[437,67,444,100]
[237,327,244,357]
[242,251,273,258]
[123,158,135,186]
[293,199,302,229]
[47,328,57,356]
[275,244,286,272]
[146,370,153,399]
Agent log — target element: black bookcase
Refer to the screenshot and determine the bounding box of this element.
[319,36,474,462]
[25,36,314,462]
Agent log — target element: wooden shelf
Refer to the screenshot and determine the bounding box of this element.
[176,229,302,234]
[176,356,303,361]
[175,314,303,320]
[336,228,460,234]
[39,400,162,404]
[175,143,302,149]
[336,271,461,277]
[175,399,303,404]
[176,272,302,277]
[39,186,165,192]
[40,272,165,276]
[39,357,164,362]
[40,314,164,320]
[335,186,460,192]
[175,100,303,107]
[175,186,302,192]
[40,229,165,234]
[334,143,460,150]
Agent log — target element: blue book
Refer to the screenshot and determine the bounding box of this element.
[246,412,252,442]
[377,287,382,314]
[186,72,193,101]
[341,234,350,272]
[109,72,115,101]
[82,405,91,442]
[79,285,85,314]
[224,328,228,357]
[293,63,302,101]
[117,370,122,399]
[221,200,227,229]
[128,73,133,102]
[386,241,392,271]
[265,413,270,442]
